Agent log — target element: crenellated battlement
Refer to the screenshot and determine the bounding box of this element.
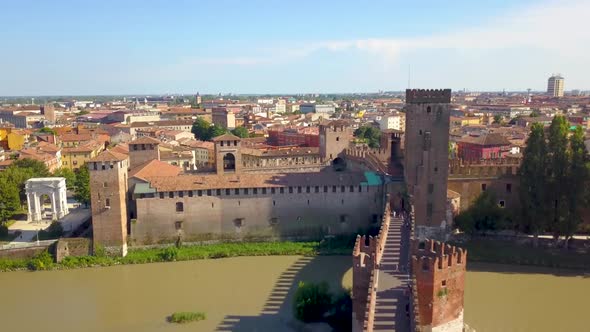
[406,89,452,104]
[449,157,521,178]
[412,239,467,270]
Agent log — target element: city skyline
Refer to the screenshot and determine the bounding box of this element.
[1,0,589,95]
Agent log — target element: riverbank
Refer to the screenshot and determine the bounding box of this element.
[455,238,590,270]
[0,239,353,272]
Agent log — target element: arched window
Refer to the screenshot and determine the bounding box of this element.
[105,199,110,208]
[176,202,184,212]
[223,153,236,171]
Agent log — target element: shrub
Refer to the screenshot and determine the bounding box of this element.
[28,251,54,271]
[38,221,64,240]
[168,311,206,324]
[293,281,332,322]
[326,290,352,331]
[160,246,179,261]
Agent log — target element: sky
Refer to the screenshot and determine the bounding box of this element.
[0,0,588,95]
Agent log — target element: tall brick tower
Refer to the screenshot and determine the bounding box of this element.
[89,150,129,256]
[404,89,451,236]
[128,136,161,169]
[213,133,242,175]
[319,120,353,162]
[412,239,466,332]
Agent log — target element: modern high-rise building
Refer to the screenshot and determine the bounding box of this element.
[547,74,564,98]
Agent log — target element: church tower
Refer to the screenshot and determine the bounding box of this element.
[404,89,451,236]
[88,150,129,256]
[196,92,202,106]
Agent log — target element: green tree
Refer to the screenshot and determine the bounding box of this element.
[11,158,50,178]
[293,281,332,322]
[546,116,570,240]
[38,127,57,135]
[493,114,502,124]
[52,168,76,190]
[0,175,21,222]
[230,127,250,138]
[562,126,589,247]
[209,124,227,139]
[74,166,90,206]
[518,123,548,246]
[191,118,213,141]
[353,126,381,148]
[454,191,507,235]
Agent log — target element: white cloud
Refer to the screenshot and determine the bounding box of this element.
[180,0,589,67]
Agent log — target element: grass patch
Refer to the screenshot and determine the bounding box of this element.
[167,311,206,324]
[454,238,590,270]
[0,239,354,272]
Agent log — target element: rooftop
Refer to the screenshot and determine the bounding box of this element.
[90,150,128,162]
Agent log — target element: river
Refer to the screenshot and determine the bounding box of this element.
[0,257,587,331]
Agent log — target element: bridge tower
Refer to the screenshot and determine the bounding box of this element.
[412,239,466,332]
[404,89,451,237]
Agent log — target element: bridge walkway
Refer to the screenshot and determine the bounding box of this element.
[373,215,411,331]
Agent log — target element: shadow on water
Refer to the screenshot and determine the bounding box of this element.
[467,261,590,278]
[215,256,350,332]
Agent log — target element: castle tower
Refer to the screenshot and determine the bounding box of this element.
[319,120,353,162]
[412,239,466,332]
[213,133,242,175]
[404,89,451,234]
[88,150,129,256]
[196,92,202,105]
[128,136,161,169]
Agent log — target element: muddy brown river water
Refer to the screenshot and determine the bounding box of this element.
[0,256,587,331]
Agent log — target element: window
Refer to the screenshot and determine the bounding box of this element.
[235,189,240,195]
[221,141,224,147]
[226,189,231,195]
[103,182,108,188]
[315,186,319,193]
[159,192,165,199]
[207,189,212,196]
[298,186,302,193]
[289,187,293,193]
[269,217,279,226]
[105,198,110,208]
[358,185,362,192]
[179,191,184,198]
[336,136,340,141]
[340,215,348,223]
[234,218,244,228]
[271,188,276,194]
[216,189,221,195]
[280,187,284,194]
[262,188,267,194]
[188,191,193,197]
[441,280,447,287]
[176,202,184,212]
[499,200,505,208]
[332,186,337,193]
[244,188,249,195]
[419,130,422,135]
[350,185,354,192]
[427,106,432,113]
[198,190,203,196]
[418,242,426,250]
[341,186,345,193]
[481,183,487,191]
[253,188,258,194]
[324,186,328,193]
[506,183,512,193]
[169,192,174,198]
[306,186,310,193]
[175,221,183,230]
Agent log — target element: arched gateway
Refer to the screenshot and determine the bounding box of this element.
[25,177,69,222]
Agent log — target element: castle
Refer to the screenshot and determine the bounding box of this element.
[88,89,470,331]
